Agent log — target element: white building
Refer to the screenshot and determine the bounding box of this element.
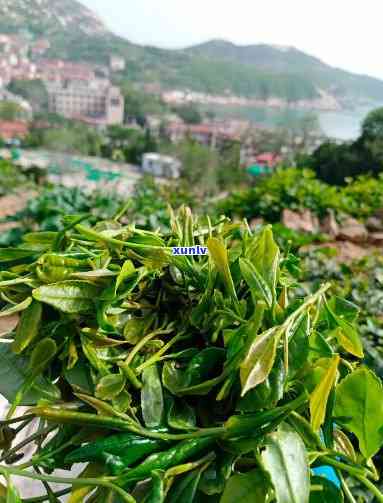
[110,55,126,72]
[142,153,181,179]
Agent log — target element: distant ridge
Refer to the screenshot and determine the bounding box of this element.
[1,0,383,105]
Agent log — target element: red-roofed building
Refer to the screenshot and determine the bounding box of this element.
[0,121,29,141]
[255,153,282,168]
[166,122,242,147]
[31,39,51,57]
[37,60,98,83]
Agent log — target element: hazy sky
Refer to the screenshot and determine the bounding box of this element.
[81,0,383,79]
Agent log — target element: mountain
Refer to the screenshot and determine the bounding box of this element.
[186,39,328,73]
[0,0,107,37]
[1,0,383,106]
[185,39,383,103]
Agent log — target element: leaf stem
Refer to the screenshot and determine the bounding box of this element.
[0,413,36,426]
[0,425,57,463]
[32,406,226,441]
[75,224,170,251]
[339,473,357,503]
[124,328,174,368]
[0,465,136,503]
[283,283,331,331]
[135,334,184,373]
[321,456,383,502]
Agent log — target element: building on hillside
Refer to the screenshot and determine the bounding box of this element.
[166,123,216,146]
[31,39,51,57]
[142,153,181,179]
[0,65,11,87]
[0,121,29,142]
[165,121,244,149]
[255,153,282,168]
[46,81,124,126]
[105,86,125,124]
[38,60,109,84]
[165,123,219,146]
[109,55,126,72]
[146,115,162,137]
[0,34,37,85]
[11,61,38,80]
[246,152,283,177]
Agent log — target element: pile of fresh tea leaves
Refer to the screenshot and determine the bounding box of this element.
[0,208,382,502]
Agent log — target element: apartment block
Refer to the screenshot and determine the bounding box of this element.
[46,80,124,126]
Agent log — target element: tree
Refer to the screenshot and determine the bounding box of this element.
[41,126,103,156]
[172,104,202,125]
[0,101,24,121]
[360,107,383,166]
[305,108,383,185]
[7,80,48,112]
[121,83,167,125]
[361,107,383,140]
[218,140,246,189]
[164,140,219,196]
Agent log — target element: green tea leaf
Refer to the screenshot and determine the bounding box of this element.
[240,327,281,396]
[184,348,225,388]
[29,338,57,375]
[95,373,126,400]
[239,258,273,308]
[247,226,280,306]
[207,238,238,306]
[70,269,117,280]
[262,424,310,503]
[0,343,60,404]
[115,260,136,293]
[113,389,132,414]
[310,355,339,432]
[0,248,38,262]
[334,367,383,458]
[0,297,32,318]
[199,452,235,496]
[141,364,164,428]
[123,318,146,344]
[220,470,269,503]
[239,355,285,410]
[333,323,363,359]
[146,470,165,503]
[328,297,359,323]
[288,314,310,378]
[12,300,42,354]
[33,281,100,314]
[325,302,363,358]
[333,429,356,462]
[23,231,58,246]
[64,362,94,394]
[162,362,187,395]
[168,399,197,431]
[167,467,204,503]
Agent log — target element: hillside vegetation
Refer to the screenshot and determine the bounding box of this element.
[2,0,383,103]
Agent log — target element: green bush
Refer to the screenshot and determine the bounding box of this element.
[220,167,383,222]
[0,161,31,197]
[219,168,341,222]
[341,174,383,218]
